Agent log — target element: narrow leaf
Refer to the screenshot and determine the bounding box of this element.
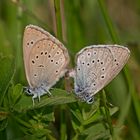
[14,88,76,111]
[0,56,15,106]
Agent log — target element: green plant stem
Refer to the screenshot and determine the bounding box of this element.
[54,1,67,140]
[98,0,120,43]
[11,113,31,129]
[54,0,62,40]
[98,0,134,134]
[60,108,67,140]
[16,0,23,82]
[101,90,113,136]
[123,67,140,125]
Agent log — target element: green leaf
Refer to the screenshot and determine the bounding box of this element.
[82,99,100,124]
[70,100,102,130]
[14,88,76,111]
[11,84,23,107]
[82,123,111,140]
[109,106,119,116]
[3,84,23,110]
[0,56,15,106]
[34,88,76,108]
[0,119,8,131]
[70,103,84,124]
[30,106,55,122]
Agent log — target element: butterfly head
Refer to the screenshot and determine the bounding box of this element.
[24,86,34,95]
[75,88,94,104]
[86,97,94,104]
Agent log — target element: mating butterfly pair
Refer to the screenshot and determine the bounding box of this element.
[23,25,130,104]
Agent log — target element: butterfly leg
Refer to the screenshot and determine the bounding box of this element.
[32,93,37,106]
[38,93,41,102]
[47,90,52,96]
[50,88,53,90]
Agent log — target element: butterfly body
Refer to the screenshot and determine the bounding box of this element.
[23,25,69,102]
[25,83,51,102]
[71,45,130,104]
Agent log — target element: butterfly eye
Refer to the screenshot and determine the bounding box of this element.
[87,63,90,66]
[51,59,54,62]
[92,60,95,63]
[45,52,48,55]
[87,98,93,104]
[27,89,31,93]
[36,55,39,59]
[101,62,103,65]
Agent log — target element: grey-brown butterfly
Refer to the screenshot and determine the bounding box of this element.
[23,25,69,104]
[69,45,130,104]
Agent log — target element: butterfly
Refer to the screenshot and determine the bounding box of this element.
[23,25,69,104]
[69,45,130,104]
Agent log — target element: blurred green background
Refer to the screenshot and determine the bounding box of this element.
[0,0,140,140]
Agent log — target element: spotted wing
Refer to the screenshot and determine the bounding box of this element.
[74,45,130,95]
[23,25,69,88]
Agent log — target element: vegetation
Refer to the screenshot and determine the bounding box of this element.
[0,0,140,139]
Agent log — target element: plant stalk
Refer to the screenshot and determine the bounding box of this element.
[54,1,67,140]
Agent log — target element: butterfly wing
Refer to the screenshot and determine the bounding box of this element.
[74,45,130,97]
[23,25,69,88]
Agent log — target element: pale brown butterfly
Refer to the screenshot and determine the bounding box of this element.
[23,25,69,104]
[69,45,130,104]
